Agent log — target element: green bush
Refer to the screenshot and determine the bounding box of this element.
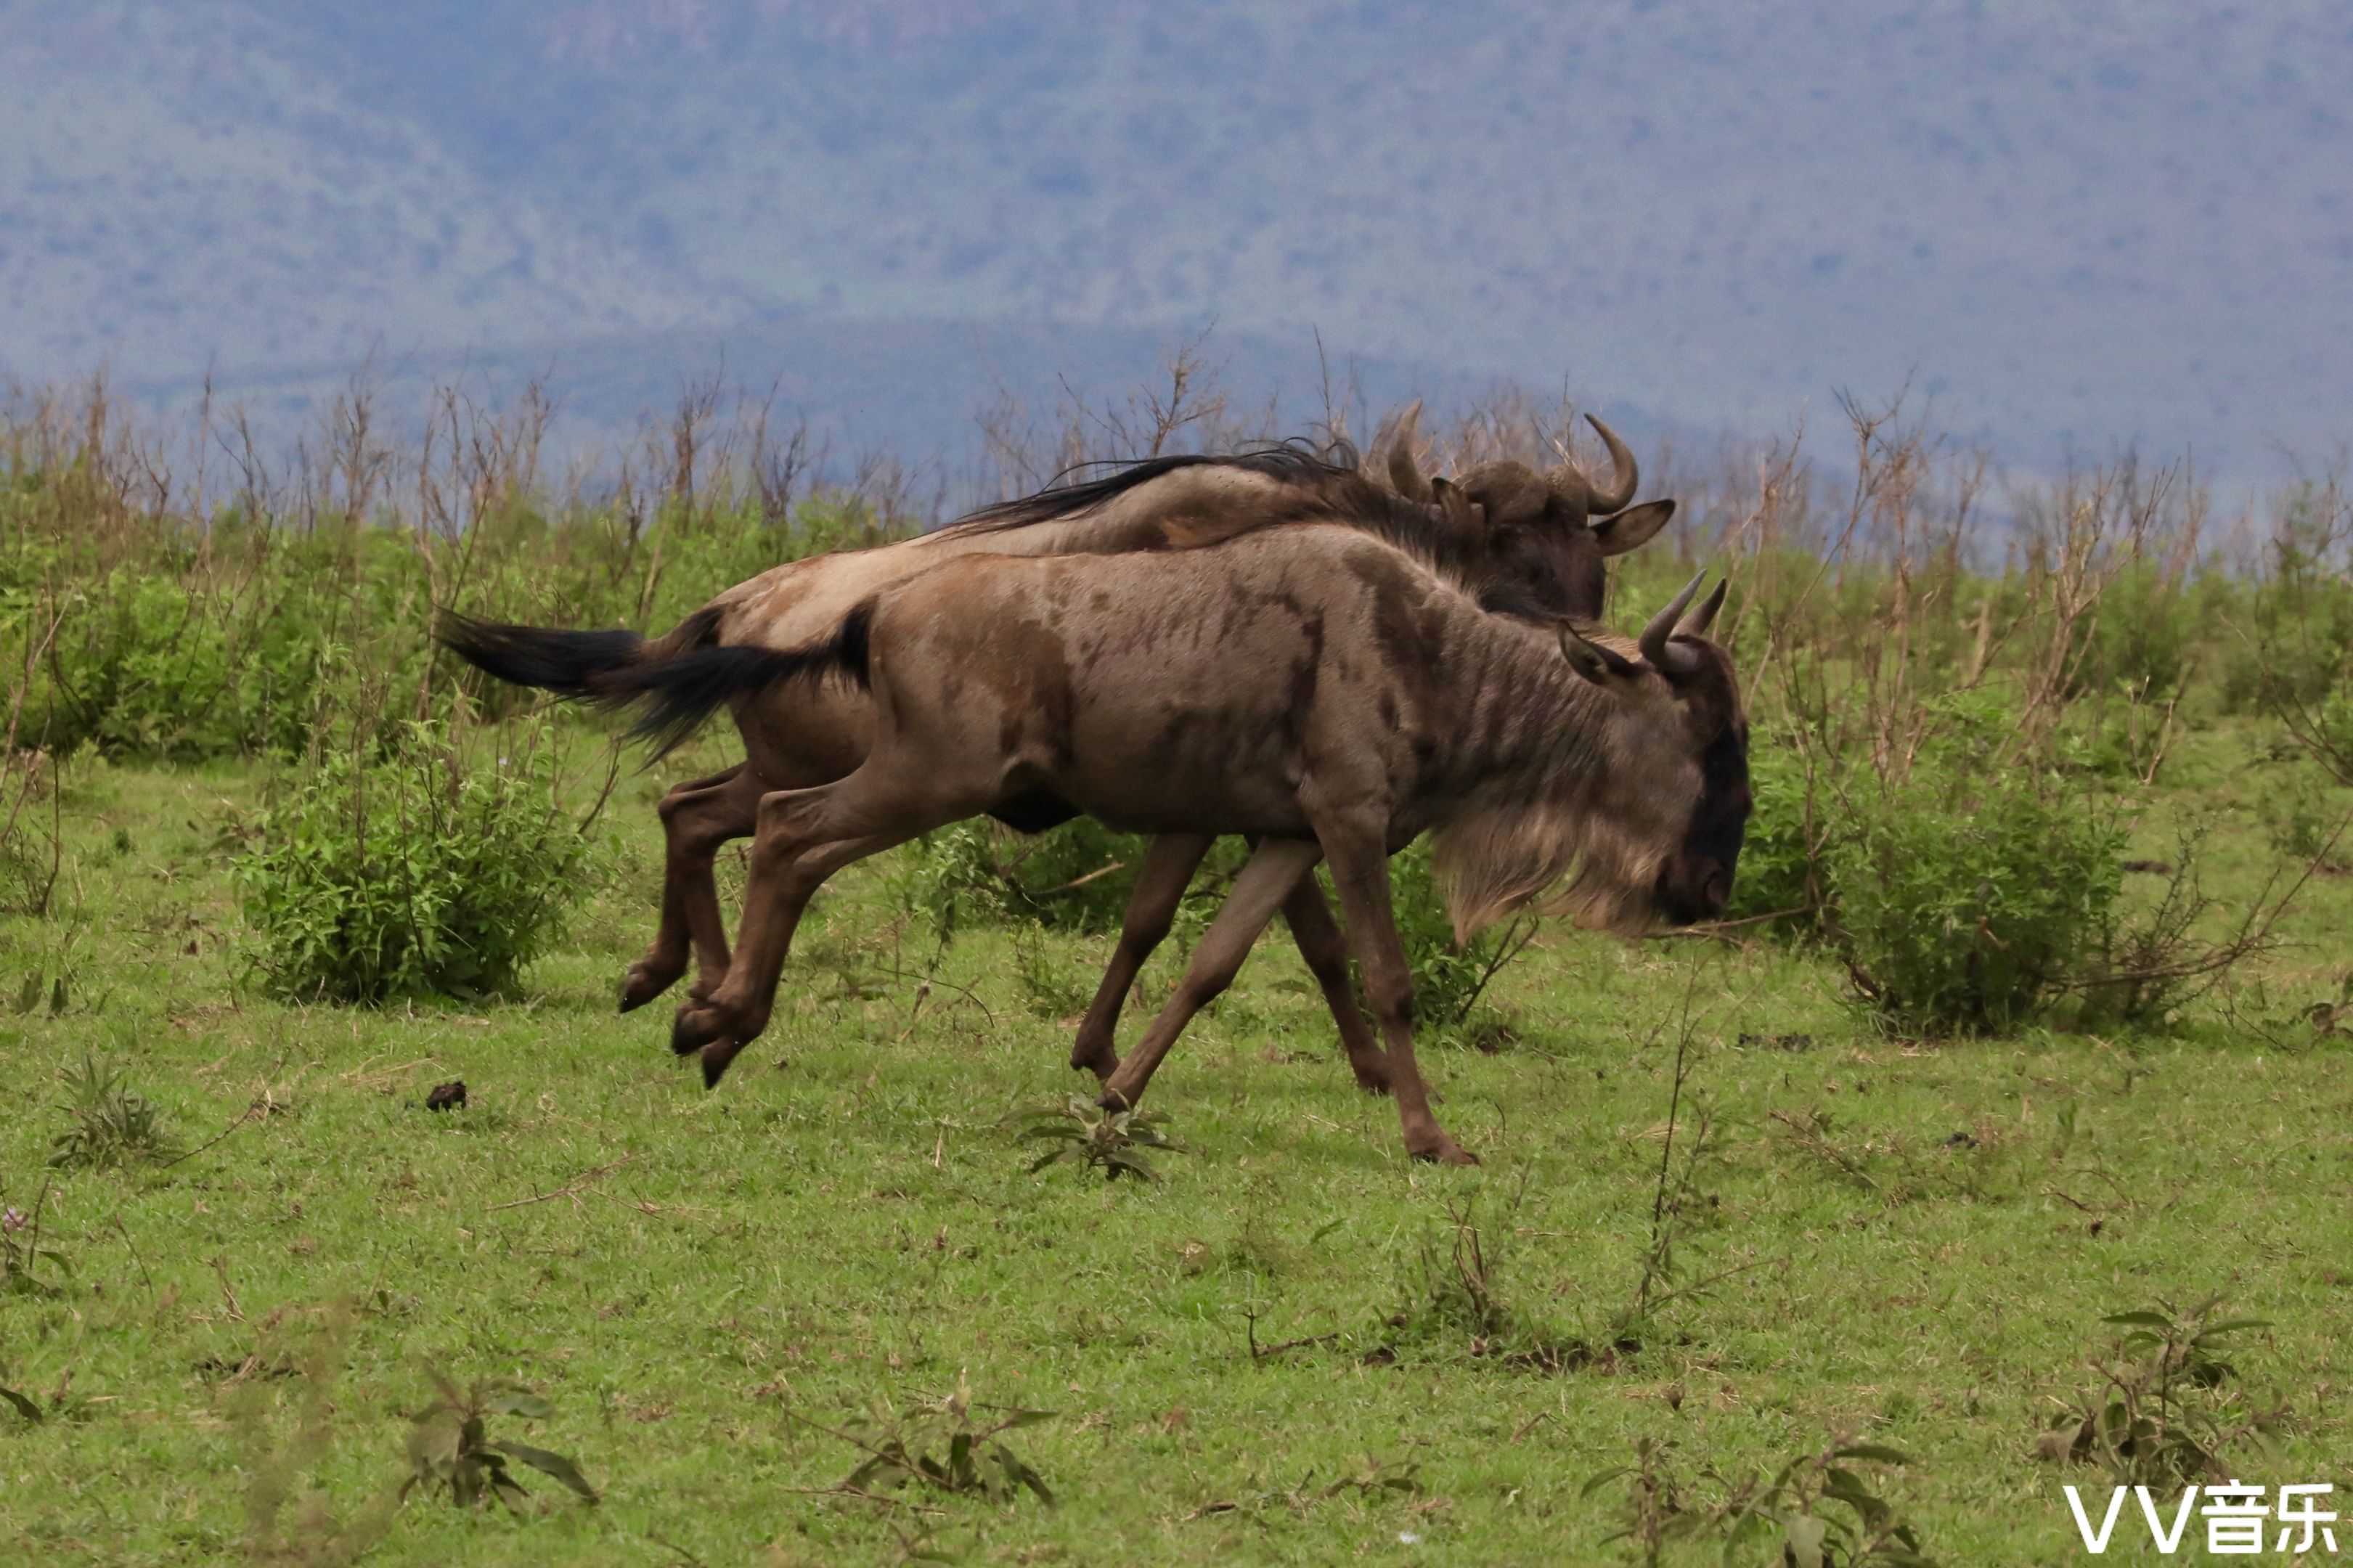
[235,718,596,1003]
[2070,562,2197,703]
[894,817,1153,941]
[1827,759,2125,1036]
[14,543,383,761]
[1721,742,1823,933]
[2262,767,2352,868]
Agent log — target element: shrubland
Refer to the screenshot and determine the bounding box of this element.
[0,359,2347,1564]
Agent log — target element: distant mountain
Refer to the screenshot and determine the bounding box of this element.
[4,1,2348,481]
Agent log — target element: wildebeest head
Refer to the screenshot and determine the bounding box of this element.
[1556,573,1752,926]
[1386,402,1678,621]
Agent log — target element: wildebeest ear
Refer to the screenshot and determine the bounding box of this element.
[1592,499,1676,558]
[1557,625,1641,688]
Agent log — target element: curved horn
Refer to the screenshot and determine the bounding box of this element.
[1386,400,1432,502]
[1581,414,1638,513]
[1639,571,1708,677]
[1431,475,1482,534]
[1677,577,1728,640]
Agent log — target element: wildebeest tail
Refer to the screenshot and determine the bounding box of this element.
[437,603,873,758]
[437,609,681,696]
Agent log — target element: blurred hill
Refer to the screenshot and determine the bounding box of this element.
[4,1,2347,480]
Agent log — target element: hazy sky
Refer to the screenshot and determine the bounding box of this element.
[4,1,2347,480]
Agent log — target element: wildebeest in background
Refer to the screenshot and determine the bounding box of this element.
[573,530,1746,1164]
[442,419,1676,1091]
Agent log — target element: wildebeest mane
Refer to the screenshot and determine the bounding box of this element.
[931,436,1610,626]
[942,438,1363,536]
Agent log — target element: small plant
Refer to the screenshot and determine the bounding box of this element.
[1009,924,1096,1021]
[49,1053,179,1169]
[1,1180,72,1294]
[1012,1096,1181,1182]
[1718,1439,1936,1567]
[2037,1299,2283,1485]
[797,1375,1056,1506]
[1384,1173,1591,1368]
[1586,1434,1936,1567]
[399,1368,599,1512]
[1395,1193,1512,1347]
[1615,1092,1724,1344]
[1582,1437,1710,1567]
[1614,971,1737,1348]
[235,1307,397,1565]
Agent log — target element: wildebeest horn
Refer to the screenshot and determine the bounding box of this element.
[1584,415,1639,512]
[1548,413,1638,516]
[1387,400,1433,502]
[1678,577,1728,639]
[1431,475,1482,532]
[1639,572,1708,677]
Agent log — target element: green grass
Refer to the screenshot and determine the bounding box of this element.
[1,730,2349,1567]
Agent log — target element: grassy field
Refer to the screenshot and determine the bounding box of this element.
[2,714,2349,1567]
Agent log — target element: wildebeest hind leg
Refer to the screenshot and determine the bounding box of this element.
[1279,876,1391,1094]
[622,765,763,1012]
[1068,833,1214,1080]
[678,767,974,1087]
[1096,837,1324,1114]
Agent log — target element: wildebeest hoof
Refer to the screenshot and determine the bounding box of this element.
[1410,1138,1480,1166]
[1068,1048,1121,1082]
[1351,1068,1394,1096]
[619,961,679,1013]
[670,1006,725,1056]
[700,1039,743,1089]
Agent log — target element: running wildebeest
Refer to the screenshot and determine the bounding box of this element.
[549,531,1747,1164]
[443,418,1676,1091]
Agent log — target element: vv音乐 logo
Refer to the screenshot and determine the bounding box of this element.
[2065,1483,2338,1555]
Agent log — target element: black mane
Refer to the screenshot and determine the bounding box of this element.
[934,435,1594,625]
[941,438,1362,536]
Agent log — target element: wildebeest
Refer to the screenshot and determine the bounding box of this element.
[566,530,1747,1164]
[444,420,1676,1090]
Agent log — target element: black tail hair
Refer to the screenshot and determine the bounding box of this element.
[437,604,871,758]
[436,613,661,695]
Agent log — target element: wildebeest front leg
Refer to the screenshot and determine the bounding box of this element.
[621,764,764,1013]
[1068,833,1214,1080]
[1313,818,1475,1165]
[1096,837,1325,1114]
[1073,836,1386,1095]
